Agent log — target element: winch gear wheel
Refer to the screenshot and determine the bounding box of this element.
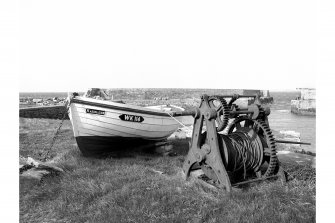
[208,96,230,132]
[227,115,278,177]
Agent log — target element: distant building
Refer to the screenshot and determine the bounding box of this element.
[262,90,270,97]
[239,89,273,105]
[291,88,316,116]
[297,88,315,100]
[241,89,261,95]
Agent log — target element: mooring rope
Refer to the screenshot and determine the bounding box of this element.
[42,100,71,161]
[165,111,193,131]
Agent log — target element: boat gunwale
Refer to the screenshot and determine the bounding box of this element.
[70,97,177,117]
[72,104,179,122]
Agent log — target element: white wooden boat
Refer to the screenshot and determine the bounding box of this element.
[67,94,192,156]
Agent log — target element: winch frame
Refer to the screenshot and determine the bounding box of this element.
[172,94,305,191]
[182,94,232,191]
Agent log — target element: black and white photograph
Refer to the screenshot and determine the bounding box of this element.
[2,0,334,222]
[18,88,316,222]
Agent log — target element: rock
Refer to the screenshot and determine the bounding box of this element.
[37,163,64,173]
[20,168,50,181]
[279,130,301,138]
[19,156,27,165]
[20,156,64,181]
[277,130,301,151]
[20,163,64,182]
[20,156,37,174]
[19,164,32,174]
[26,157,40,167]
[277,152,315,168]
[168,127,193,139]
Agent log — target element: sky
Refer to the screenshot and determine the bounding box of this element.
[16,0,317,92]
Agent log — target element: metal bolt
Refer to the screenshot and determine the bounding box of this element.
[195,152,203,162]
[202,144,211,154]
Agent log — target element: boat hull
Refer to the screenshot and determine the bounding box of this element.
[75,136,164,156]
[68,96,184,155]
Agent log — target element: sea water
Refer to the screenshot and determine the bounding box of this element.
[268,92,316,153]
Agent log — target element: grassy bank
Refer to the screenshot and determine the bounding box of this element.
[19,118,315,223]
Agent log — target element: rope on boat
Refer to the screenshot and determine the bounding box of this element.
[165,111,193,131]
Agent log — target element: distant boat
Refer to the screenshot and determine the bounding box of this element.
[67,93,192,156]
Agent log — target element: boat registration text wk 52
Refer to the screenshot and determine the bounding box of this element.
[119,114,144,123]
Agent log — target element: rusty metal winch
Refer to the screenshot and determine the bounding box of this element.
[172,94,310,192]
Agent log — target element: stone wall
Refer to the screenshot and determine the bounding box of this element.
[291,88,316,116]
[291,100,316,116]
[19,105,69,119]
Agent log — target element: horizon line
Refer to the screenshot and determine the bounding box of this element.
[19,88,303,93]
